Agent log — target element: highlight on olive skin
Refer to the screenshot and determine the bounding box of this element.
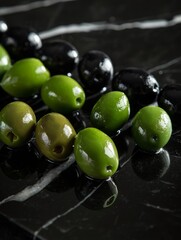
[0,26,42,61]
[74,127,119,180]
[131,105,172,152]
[35,112,76,162]
[0,101,36,148]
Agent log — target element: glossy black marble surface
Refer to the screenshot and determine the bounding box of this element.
[0,0,181,239]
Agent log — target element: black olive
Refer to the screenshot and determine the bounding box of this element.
[112,68,159,114]
[78,50,114,94]
[36,40,79,75]
[157,84,181,126]
[0,26,42,61]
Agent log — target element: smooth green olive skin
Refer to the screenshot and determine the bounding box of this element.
[41,75,85,114]
[0,45,11,78]
[35,112,76,162]
[91,91,130,133]
[0,101,36,147]
[1,58,50,97]
[74,127,119,179]
[131,106,172,152]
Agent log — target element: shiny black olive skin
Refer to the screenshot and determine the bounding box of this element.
[78,50,114,94]
[112,68,159,112]
[0,26,42,61]
[36,40,79,75]
[157,84,181,125]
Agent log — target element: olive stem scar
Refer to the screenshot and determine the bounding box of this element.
[0,154,75,206]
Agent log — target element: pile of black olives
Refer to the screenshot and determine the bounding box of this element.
[0,21,179,185]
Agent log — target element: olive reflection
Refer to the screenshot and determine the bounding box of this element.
[75,175,118,210]
[0,144,38,179]
[131,148,170,181]
[44,163,80,193]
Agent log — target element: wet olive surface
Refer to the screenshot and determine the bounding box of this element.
[0,0,181,240]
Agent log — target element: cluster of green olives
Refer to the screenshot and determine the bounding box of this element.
[0,30,174,181]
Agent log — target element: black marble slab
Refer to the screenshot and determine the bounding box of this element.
[0,0,181,239]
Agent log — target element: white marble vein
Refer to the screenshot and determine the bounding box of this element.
[144,203,175,213]
[0,0,76,16]
[0,155,75,205]
[33,181,104,240]
[39,14,181,39]
[148,56,181,73]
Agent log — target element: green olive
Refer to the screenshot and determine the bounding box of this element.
[0,44,11,78]
[35,112,76,162]
[74,127,119,179]
[41,75,85,114]
[0,101,36,147]
[91,91,130,133]
[131,105,172,152]
[1,58,50,98]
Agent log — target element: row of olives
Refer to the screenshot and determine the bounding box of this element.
[0,21,177,181]
[0,21,180,119]
[0,99,172,180]
[0,41,179,122]
[0,27,180,126]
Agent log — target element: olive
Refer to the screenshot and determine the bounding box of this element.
[1,58,50,98]
[157,84,181,126]
[131,106,172,152]
[131,148,170,181]
[35,112,76,162]
[78,50,114,94]
[0,44,11,78]
[0,101,36,147]
[36,40,79,75]
[74,127,119,179]
[91,91,130,134]
[41,75,85,114]
[112,68,159,113]
[75,175,118,210]
[0,26,42,61]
